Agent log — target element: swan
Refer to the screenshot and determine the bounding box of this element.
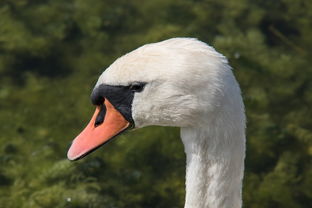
[67,38,246,208]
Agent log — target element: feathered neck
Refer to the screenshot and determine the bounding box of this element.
[180,116,245,208]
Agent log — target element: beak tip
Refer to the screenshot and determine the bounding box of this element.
[67,150,75,161]
[67,146,80,161]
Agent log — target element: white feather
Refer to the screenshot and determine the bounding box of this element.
[96,38,246,208]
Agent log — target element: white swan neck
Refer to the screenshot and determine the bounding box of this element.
[181,126,245,208]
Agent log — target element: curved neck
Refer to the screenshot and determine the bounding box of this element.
[181,123,245,208]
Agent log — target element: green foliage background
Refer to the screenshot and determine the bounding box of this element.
[0,0,311,207]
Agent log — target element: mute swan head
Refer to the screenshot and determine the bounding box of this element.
[67,38,243,160]
[67,38,245,208]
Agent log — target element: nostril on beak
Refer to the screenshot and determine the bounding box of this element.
[95,104,106,127]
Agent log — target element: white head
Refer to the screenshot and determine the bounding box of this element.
[67,38,246,208]
[67,37,244,164]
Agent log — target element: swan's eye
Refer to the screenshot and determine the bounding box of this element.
[129,82,146,93]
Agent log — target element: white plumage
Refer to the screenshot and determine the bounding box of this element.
[95,38,246,208]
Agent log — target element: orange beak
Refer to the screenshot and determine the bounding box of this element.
[67,99,130,160]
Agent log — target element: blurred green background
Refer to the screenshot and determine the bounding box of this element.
[0,0,311,207]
